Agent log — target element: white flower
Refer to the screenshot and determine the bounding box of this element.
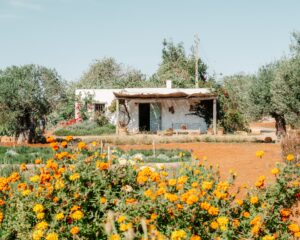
[122,185,133,192]
[118,158,127,165]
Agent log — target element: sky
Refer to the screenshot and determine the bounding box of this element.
[0,0,299,82]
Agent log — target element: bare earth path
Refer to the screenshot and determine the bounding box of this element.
[119,142,282,188]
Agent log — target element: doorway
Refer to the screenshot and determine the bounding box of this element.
[139,103,150,132]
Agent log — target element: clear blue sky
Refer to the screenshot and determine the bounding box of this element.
[0,0,299,82]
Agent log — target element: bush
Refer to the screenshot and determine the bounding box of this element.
[53,121,115,136]
[0,139,299,239]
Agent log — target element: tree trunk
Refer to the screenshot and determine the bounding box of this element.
[273,113,286,137]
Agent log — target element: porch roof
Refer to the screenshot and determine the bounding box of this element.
[113,88,217,100]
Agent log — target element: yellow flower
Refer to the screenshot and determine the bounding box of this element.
[55,179,65,190]
[271,168,280,175]
[45,232,58,240]
[250,196,259,204]
[36,212,45,220]
[0,211,3,223]
[55,212,64,221]
[202,181,213,190]
[286,154,295,161]
[70,226,80,235]
[36,221,48,230]
[186,194,199,205]
[217,216,228,231]
[288,223,300,233]
[255,150,264,158]
[262,235,275,240]
[236,199,243,205]
[32,229,44,240]
[77,141,87,150]
[110,234,121,240]
[33,204,44,213]
[168,179,177,186]
[171,230,186,240]
[71,210,84,220]
[69,173,80,181]
[117,215,126,223]
[177,175,188,184]
[22,189,31,196]
[191,182,199,188]
[30,175,40,183]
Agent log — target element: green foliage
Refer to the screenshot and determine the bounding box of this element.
[53,121,115,136]
[0,146,53,164]
[156,39,208,88]
[0,65,65,141]
[76,57,147,89]
[95,113,109,127]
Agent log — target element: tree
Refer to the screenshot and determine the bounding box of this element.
[0,65,65,143]
[271,57,300,131]
[77,57,146,89]
[155,39,208,88]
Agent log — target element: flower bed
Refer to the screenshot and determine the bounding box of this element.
[0,137,299,239]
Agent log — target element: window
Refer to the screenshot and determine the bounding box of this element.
[94,103,105,113]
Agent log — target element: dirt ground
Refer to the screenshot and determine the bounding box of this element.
[119,142,282,190]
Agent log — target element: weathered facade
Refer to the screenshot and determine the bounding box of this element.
[75,82,217,134]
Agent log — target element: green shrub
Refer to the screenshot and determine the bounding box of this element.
[53,121,115,136]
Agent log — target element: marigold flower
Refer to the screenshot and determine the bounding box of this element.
[71,210,84,220]
[46,136,55,143]
[35,159,42,164]
[70,226,80,235]
[22,189,31,196]
[288,223,300,233]
[0,211,3,223]
[55,212,64,221]
[20,163,27,171]
[65,135,73,141]
[110,234,120,240]
[171,229,186,240]
[32,229,44,240]
[61,141,68,148]
[36,221,48,230]
[250,196,259,204]
[243,212,250,218]
[286,154,295,161]
[255,150,264,158]
[96,161,110,170]
[69,173,80,181]
[117,215,126,223]
[190,235,201,240]
[208,206,219,216]
[45,232,58,240]
[210,221,218,230]
[271,168,280,175]
[100,197,107,204]
[30,175,40,183]
[36,212,45,220]
[262,235,275,240]
[55,179,65,190]
[77,141,87,150]
[168,178,177,186]
[202,181,213,190]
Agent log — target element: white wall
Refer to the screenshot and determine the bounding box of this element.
[76,89,209,133]
[125,99,207,133]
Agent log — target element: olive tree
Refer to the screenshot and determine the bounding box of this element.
[0,65,65,143]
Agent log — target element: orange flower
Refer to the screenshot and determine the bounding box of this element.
[46,136,55,143]
[126,198,137,204]
[286,154,295,161]
[35,159,42,164]
[70,226,80,235]
[77,141,87,150]
[96,161,109,170]
[66,135,73,141]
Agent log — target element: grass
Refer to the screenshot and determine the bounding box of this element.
[53,121,115,136]
[0,146,53,164]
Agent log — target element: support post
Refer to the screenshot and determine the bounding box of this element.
[213,98,217,135]
[116,98,119,134]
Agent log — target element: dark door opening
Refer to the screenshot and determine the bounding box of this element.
[139,103,150,132]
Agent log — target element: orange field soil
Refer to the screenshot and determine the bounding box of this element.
[119,142,282,190]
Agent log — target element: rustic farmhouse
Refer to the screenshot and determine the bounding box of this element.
[75,81,217,134]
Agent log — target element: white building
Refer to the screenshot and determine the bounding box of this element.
[75,81,217,134]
